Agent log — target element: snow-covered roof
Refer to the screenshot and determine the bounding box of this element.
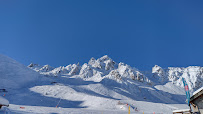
[0,96,9,106]
[172,109,190,113]
[193,87,203,96]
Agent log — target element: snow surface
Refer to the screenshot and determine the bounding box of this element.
[172,109,190,113]
[0,54,39,89]
[147,65,203,92]
[0,96,9,106]
[0,55,195,113]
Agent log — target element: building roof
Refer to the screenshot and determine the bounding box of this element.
[193,87,203,96]
[190,87,203,102]
[172,109,190,113]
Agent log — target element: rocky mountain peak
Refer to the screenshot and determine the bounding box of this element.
[88,57,96,65]
[28,63,39,68]
[152,65,163,74]
[39,65,54,72]
[27,56,203,92]
[99,55,111,62]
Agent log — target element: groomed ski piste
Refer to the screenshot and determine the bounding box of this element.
[0,54,199,114]
[1,77,189,114]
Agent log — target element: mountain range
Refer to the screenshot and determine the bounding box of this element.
[28,55,203,92]
[1,54,201,113]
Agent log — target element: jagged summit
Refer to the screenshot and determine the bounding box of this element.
[152,65,167,83]
[149,65,203,91]
[88,55,115,70]
[28,55,203,92]
[152,65,162,73]
[88,57,96,65]
[98,55,112,61]
[28,63,54,72]
[28,63,39,67]
[28,55,151,84]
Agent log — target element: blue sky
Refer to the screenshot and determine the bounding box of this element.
[1,0,203,70]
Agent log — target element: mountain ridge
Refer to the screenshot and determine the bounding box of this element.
[28,55,203,92]
[0,54,192,113]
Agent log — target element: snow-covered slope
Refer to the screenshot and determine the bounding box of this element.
[0,96,9,106]
[149,65,203,92]
[3,54,202,113]
[0,54,39,89]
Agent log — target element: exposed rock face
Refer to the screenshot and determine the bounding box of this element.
[69,64,81,76]
[170,66,203,91]
[28,55,151,84]
[28,63,54,72]
[150,65,203,91]
[28,55,203,91]
[109,70,122,81]
[152,65,167,83]
[79,63,93,78]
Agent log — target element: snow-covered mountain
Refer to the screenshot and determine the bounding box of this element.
[28,55,152,84]
[25,55,190,113]
[0,54,39,89]
[150,65,203,92]
[0,54,200,113]
[28,55,203,92]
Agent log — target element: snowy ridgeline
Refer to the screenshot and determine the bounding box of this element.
[28,55,203,92]
[151,65,203,91]
[28,55,151,84]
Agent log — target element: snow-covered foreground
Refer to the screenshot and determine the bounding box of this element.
[0,54,193,114]
[6,102,188,114]
[1,75,188,114]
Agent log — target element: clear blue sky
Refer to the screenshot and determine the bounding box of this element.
[1,0,203,70]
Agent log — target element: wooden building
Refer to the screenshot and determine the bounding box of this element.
[190,87,203,114]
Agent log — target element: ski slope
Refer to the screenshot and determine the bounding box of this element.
[3,75,188,114]
[0,54,192,113]
[0,54,39,89]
